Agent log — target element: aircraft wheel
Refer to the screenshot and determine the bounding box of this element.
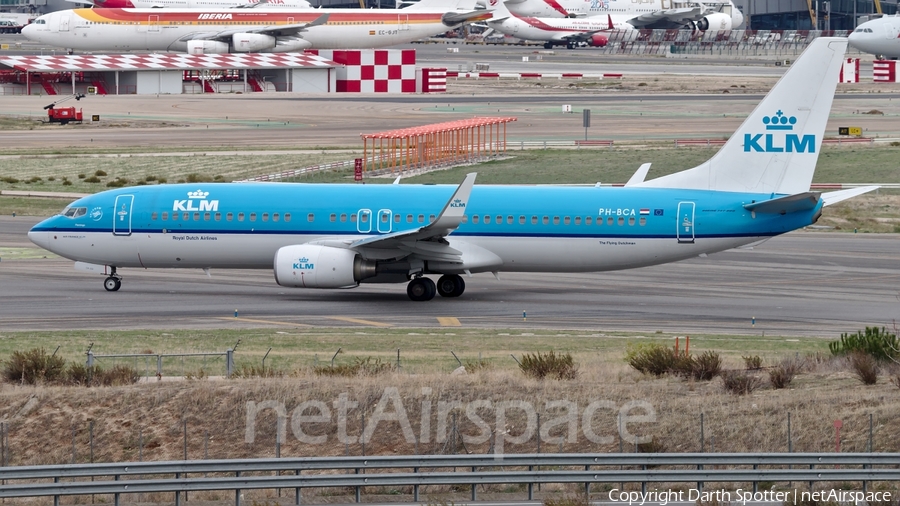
[104,276,121,292]
[544,42,553,49]
[437,274,465,298]
[407,277,436,301]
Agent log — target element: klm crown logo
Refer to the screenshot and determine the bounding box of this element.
[744,110,815,154]
[763,110,797,131]
[187,190,210,199]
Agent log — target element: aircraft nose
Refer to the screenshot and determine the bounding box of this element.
[21,24,36,40]
[732,8,744,29]
[27,228,48,250]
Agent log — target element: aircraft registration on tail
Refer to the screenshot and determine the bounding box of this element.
[29,38,876,301]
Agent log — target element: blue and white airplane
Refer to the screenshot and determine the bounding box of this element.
[29,37,875,301]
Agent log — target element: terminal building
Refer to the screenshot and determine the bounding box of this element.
[734,0,898,30]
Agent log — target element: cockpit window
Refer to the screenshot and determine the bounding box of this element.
[62,206,87,218]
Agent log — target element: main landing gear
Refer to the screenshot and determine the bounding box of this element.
[103,267,122,292]
[406,275,465,301]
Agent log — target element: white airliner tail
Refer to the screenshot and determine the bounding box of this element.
[637,37,847,195]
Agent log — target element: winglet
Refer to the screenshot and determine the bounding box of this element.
[625,163,651,186]
[821,185,880,207]
[428,172,476,233]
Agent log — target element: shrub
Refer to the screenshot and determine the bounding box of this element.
[3,348,66,384]
[185,173,214,183]
[94,365,141,386]
[519,350,578,380]
[464,359,492,373]
[314,357,393,377]
[47,176,55,181]
[892,374,900,390]
[106,178,129,188]
[743,355,763,370]
[721,371,762,395]
[62,180,73,186]
[77,173,86,179]
[849,352,879,385]
[1,176,19,184]
[688,351,723,381]
[829,326,899,361]
[95,169,107,176]
[144,175,158,181]
[233,364,282,378]
[626,343,679,376]
[83,176,101,183]
[769,357,802,389]
[157,177,167,184]
[29,176,42,183]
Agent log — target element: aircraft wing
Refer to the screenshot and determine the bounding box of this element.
[190,13,328,40]
[555,29,607,43]
[627,6,702,27]
[348,172,476,262]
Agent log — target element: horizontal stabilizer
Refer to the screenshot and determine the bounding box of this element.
[743,192,820,214]
[821,186,880,207]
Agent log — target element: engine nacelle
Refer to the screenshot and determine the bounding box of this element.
[696,12,732,32]
[233,33,277,52]
[187,40,229,54]
[589,33,608,47]
[273,245,377,289]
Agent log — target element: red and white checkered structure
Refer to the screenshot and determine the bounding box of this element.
[839,58,859,83]
[873,60,900,83]
[306,49,416,93]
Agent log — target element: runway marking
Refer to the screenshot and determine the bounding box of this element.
[328,316,393,328]
[437,317,461,327]
[218,317,311,327]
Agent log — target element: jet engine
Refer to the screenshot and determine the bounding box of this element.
[233,33,277,52]
[187,40,229,54]
[696,12,732,32]
[273,245,377,289]
[589,33,608,47]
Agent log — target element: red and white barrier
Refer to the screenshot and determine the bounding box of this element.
[840,58,859,83]
[419,67,446,93]
[306,49,416,93]
[873,60,899,83]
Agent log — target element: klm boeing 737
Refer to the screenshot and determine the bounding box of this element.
[29,38,876,301]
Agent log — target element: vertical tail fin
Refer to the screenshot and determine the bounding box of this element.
[636,37,847,195]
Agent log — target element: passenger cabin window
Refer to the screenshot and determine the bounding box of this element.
[640,217,646,226]
[575,217,581,225]
[360,213,368,223]
[429,214,435,222]
[151,212,158,220]
[249,213,257,222]
[484,215,491,224]
[418,214,424,223]
[564,217,571,225]
[532,216,538,225]
[284,213,291,222]
[262,213,268,222]
[172,212,179,221]
[472,215,480,224]
[382,214,389,223]
[162,212,168,220]
[407,214,413,223]
[308,213,315,222]
[628,216,635,226]
[462,215,468,224]
[238,212,245,222]
[273,213,280,222]
[204,212,210,221]
[553,216,560,225]
[226,212,233,221]
[586,216,592,225]
[351,214,357,222]
[618,217,625,226]
[607,217,613,226]
[394,214,400,223]
[330,213,337,222]
[340,213,346,222]
[542,216,549,225]
[519,216,525,224]
[215,212,221,221]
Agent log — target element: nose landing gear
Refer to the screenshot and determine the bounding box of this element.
[103,267,122,292]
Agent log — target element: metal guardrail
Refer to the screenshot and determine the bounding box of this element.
[1,453,898,501]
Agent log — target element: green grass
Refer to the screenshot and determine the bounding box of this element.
[0,327,831,377]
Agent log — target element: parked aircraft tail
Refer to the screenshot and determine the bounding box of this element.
[636,37,848,196]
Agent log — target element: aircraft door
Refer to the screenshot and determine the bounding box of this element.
[149,14,160,32]
[676,202,694,244]
[113,195,134,236]
[398,14,409,31]
[59,15,69,32]
[377,209,392,233]
[885,22,897,39]
[357,209,372,233]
